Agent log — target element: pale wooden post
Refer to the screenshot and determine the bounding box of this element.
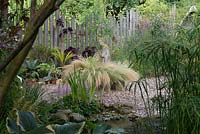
[50,14,54,48]
[44,19,48,46]
[71,16,75,47]
[76,23,79,48]
[54,10,60,48]
[38,26,42,45]
[126,10,129,37]
[130,9,133,36]
[119,16,123,47]
[85,16,89,47]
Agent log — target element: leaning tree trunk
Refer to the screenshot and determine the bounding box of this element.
[0,0,9,27]
[0,35,37,117]
[0,0,65,118]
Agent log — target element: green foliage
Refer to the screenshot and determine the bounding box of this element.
[61,0,105,22]
[63,57,139,91]
[67,70,96,103]
[6,111,53,134]
[93,124,111,134]
[105,0,145,19]
[137,0,168,18]
[111,46,129,62]
[8,84,45,121]
[28,45,54,63]
[37,63,61,79]
[19,60,61,81]
[129,12,200,133]
[53,122,85,134]
[6,111,126,134]
[36,102,65,125]
[52,48,75,67]
[6,111,86,134]
[0,78,22,134]
[0,48,6,62]
[63,95,101,117]
[21,59,40,79]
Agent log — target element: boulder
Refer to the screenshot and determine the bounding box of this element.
[49,109,72,124]
[69,113,86,122]
[57,109,72,115]
[50,112,69,124]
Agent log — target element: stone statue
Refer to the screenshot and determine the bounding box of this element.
[98,37,111,63]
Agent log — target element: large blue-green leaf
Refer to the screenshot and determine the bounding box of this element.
[6,118,20,134]
[17,111,37,131]
[92,124,111,134]
[54,122,85,134]
[26,125,54,134]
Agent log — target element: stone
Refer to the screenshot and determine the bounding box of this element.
[104,103,110,108]
[50,112,69,124]
[69,113,86,122]
[57,109,72,115]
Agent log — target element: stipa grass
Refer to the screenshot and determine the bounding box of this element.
[62,57,139,91]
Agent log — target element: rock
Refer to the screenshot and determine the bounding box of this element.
[120,107,132,114]
[69,113,86,122]
[104,103,110,107]
[127,113,138,121]
[50,112,69,124]
[49,109,72,124]
[57,109,72,115]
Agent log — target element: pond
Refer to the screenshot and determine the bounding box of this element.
[101,117,162,134]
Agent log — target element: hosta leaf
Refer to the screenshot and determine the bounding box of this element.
[26,125,54,134]
[6,118,20,134]
[105,128,127,134]
[92,124,111,134]
[17,111,37,131]
[54,122,85,134]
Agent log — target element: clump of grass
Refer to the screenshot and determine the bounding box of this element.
[62,57,139,91]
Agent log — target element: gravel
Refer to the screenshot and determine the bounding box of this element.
[100,77,167,117]
[41,77,167,117]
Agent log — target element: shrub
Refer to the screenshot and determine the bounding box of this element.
[28,45,54,63]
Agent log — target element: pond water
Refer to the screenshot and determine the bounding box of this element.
[101,117,162,134]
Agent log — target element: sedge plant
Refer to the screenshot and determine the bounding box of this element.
[128,15,200,134]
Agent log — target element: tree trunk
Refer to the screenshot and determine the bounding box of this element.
[0,0,9,27]
[0,34,37,118]
[30,0,37,22]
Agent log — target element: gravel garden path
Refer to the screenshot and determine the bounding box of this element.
[42,77,166,118]
[101,77,166,117]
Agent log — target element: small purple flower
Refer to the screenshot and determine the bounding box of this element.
[58,85,71,96]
